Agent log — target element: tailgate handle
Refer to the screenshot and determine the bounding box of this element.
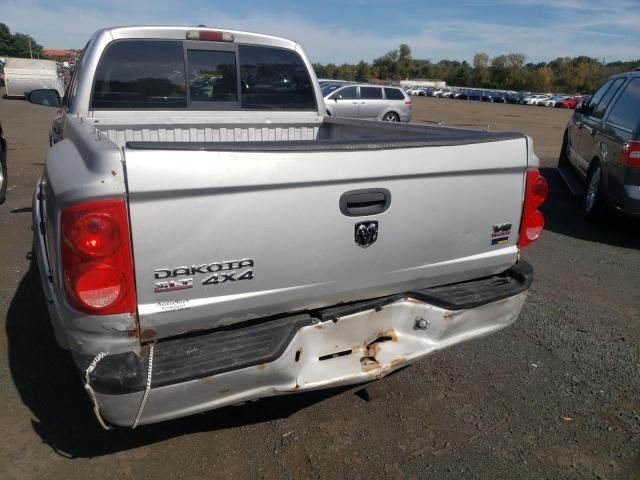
[340,188,391,217]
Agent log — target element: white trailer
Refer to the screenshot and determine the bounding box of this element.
[3,58,64,98]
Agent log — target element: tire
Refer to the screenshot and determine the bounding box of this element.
[584,162,606,221]
[558,130,570,169]
[382,112,399,122]
[0,149,7,205]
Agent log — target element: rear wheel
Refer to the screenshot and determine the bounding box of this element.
[584,163,606,221]
[382,112,399,122]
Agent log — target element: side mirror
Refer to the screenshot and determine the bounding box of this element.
[576,102,586,114]
[28,89,62,108]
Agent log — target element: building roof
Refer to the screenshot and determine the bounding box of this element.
[42,49,77,57]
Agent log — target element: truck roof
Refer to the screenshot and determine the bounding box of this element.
[100,25,300,51]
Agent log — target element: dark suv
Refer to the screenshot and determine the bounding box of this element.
[559,69,640,220]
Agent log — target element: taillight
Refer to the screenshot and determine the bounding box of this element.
[405,100,412,105]
[620,140,640,167]
[186,30,235,42]
[61,199,136,315]
[518,169,548,248]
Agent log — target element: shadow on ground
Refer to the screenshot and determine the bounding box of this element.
[6,260,363,459]
[540,167,640,250]
[1,94,27,101]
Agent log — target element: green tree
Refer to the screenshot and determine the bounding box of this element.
[397,43,413,80]
[533,66,553,92]
[310,47,637,94]
[490,53,526,89]
[0,23,43,58]
[313,63,327,79]
[0,23,12,55]
[336,63,355,81]
[355,61,370,82]
[372,48,399,80]
[472,53,490,87]
[324,63,337,79]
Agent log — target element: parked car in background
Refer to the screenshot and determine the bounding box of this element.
[523,94,547,105]
[0,122,6,204]
[541,95,564,107]
[467,90,483,101]
[556,97,577,109]
[559,69,640,220]
[491,92,507,103]
[318,79,348,85]
[506,92,526,104]
[531,95,552,106]
[320,82,347,97]
[324,83,411,122]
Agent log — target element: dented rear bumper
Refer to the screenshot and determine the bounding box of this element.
[90,261,532,427]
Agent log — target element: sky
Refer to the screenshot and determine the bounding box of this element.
[2,0,639,64]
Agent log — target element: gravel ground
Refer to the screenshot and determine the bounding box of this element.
[0,94,638,480]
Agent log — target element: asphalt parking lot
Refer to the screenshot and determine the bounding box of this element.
[0,94,639,480]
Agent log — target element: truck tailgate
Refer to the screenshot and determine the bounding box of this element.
[124,138,528,340]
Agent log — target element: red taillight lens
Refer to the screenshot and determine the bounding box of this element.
[620,141,640,167]
[68,213,120,257]
[68,263,123,309]
[61,199,136,315]
[518,169,548,248]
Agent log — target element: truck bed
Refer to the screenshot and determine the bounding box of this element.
[94,116,522,149]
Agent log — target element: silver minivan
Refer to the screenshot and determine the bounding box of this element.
[324,84,412,122]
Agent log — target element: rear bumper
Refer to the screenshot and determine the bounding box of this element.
[90,261,533,427]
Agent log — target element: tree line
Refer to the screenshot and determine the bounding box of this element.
[313,44,640,94]
[0,23,43,59]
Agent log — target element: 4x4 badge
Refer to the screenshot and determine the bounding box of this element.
[355,221,378,248]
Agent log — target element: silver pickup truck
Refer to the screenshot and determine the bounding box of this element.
[28,26,547,428]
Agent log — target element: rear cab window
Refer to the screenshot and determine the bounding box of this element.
[187,49,238,104]
[91,39,316,111]
[92,40,187,109]
[239,45,316,110]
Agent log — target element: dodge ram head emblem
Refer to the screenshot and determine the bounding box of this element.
[355,221,378,248]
